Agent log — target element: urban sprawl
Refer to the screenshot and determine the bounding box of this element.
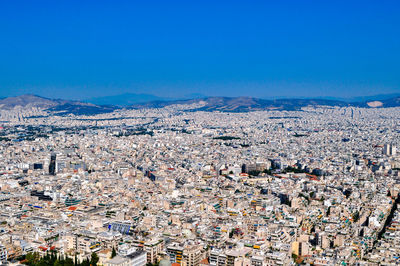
[0,103,399,266]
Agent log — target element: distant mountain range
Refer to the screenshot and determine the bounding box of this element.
[1,93,400,115]
[0,94,115,115]
[128,97,349,112]
[85,93,168,106]
[331,93,400,103]
[129,95,400,111]
[84,93,207,106]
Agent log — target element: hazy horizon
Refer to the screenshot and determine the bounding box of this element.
[3,92,400,103]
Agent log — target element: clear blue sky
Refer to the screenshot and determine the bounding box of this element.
[0,0,399,99]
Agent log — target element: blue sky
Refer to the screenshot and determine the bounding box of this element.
[0,0,399,99]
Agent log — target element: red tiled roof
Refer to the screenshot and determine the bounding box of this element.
[200,258,209,265]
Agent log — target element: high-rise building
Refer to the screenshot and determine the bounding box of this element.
[49,153,56,175]
[383,144,397,156]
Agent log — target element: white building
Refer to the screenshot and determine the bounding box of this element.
[383,144,397,156]
[105,250,147,266]
[0,244,7,263]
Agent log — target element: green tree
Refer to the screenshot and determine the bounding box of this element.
[80,258,90,266]
[111,247,117,258]
[229,229,234,238]
[292,253,298,263]
[37,260,48,266]
[64,257,74,266]
[327,206,331,216]
[50,251,57,265]
[352,211,360,222]
[90,252,99,266]
[25,252,40,265]
[248,170,261,176]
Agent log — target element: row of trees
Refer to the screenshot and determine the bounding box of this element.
[22,251,99,266]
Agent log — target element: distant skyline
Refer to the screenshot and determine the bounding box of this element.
[0,1,399,100]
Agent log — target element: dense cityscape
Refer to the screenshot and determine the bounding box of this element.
[0,101,399,265]
[1,0,399,264]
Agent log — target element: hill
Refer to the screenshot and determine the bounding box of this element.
[2,94,400,114]
[130,96,350,112]
[0,94,116,115]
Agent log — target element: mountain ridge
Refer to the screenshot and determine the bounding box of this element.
[0,94,116,115]
[129,96,351,112]
[1,94,400,114]
[84,93,169,106]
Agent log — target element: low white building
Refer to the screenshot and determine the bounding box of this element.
[105,250,147,266]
